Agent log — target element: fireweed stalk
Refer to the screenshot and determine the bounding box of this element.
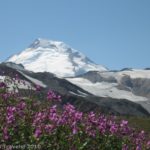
[0,76,150,150]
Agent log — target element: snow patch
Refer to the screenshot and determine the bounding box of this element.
[69,91,87,97]
[0,76,5,81]
[19,71,47,88]
[0,75,32,91]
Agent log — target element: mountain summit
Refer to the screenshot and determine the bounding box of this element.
[6,38,107,77]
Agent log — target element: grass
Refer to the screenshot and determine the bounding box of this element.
[119,116,150,132]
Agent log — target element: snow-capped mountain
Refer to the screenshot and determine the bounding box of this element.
[7,38,107,77]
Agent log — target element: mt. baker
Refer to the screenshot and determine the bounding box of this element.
[7,38,107,77]
[5,38,150,115]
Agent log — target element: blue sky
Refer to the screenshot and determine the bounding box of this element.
[0,0,150,70]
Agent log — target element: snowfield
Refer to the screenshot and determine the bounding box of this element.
[67,77,148,102]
